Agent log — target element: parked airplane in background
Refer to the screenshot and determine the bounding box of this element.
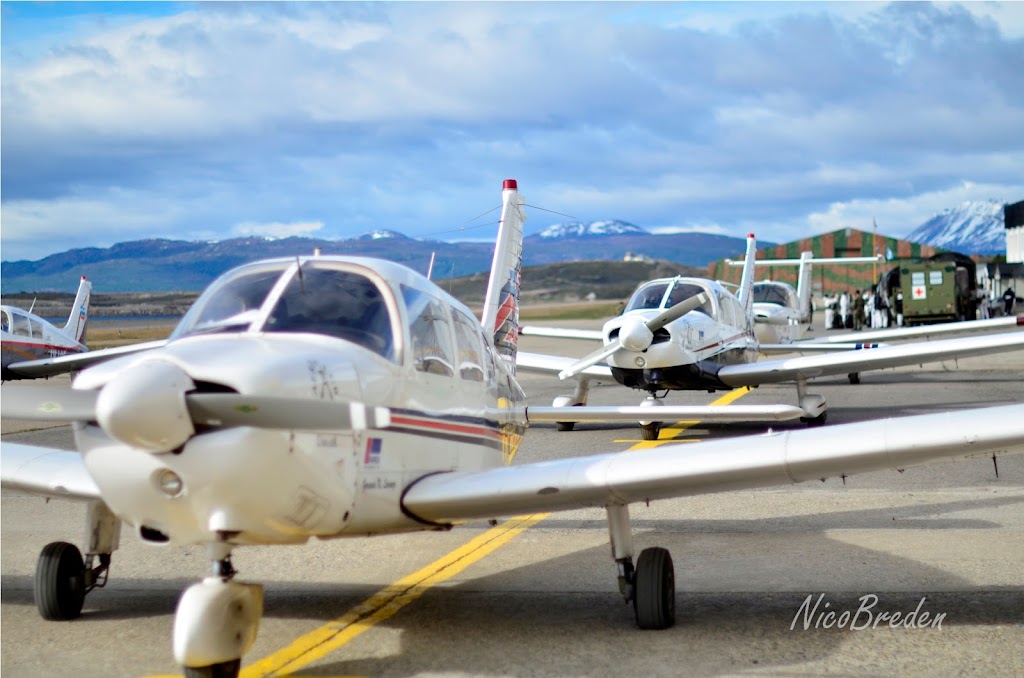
[1,277,92,380]
[518,235,1024,439]
[4,181,1024,678]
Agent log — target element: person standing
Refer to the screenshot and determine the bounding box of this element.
[895,291,904,326]
[839,291,850,329]
[852,290,865,330]
[1004,287,1017,315]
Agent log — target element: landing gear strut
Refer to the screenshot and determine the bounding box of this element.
[34,501,119,620]
[606,504,675,630]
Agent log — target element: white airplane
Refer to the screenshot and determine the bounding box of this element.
[1,277,92,380]
[517,235,1024,438]
[3,181,1024,678]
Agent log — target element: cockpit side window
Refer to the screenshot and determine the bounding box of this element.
[1,310,11,334]
[11,312,32,337]
[451,309,485,382]
[401,285,455,377]
[625,282,670,312]
[267,267,395,359]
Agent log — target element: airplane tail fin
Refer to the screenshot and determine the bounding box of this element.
[63,277,91,345]
[736,234,757,319]
[795,251,814,322]
[480,179,526,370]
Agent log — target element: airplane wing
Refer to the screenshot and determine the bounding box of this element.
[759,342,888,354]
[402,404,1024,523]
[797,315,1022,345]
[525,403,805,425]
[4,339,169,379]
[520,326,604,341]
[718,331,1024,386]
[516,351,612,378]
[0,442,100,500]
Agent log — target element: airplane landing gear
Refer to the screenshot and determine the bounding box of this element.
[34,502,119,621]
[175,542,263,678]
[638,393,664,441]
[553,378,591,432]
[606,504,676,630]
[796,377,828,427]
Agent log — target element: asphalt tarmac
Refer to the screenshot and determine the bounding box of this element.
[2,319,1022,677]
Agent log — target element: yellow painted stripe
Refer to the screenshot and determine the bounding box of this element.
[241,513,548,677]
[618,386,754,448]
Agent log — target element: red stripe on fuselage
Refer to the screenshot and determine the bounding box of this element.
[388,414,503,442]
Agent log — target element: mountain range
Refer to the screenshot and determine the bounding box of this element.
[0,223,761,293]
[1,202,1013,293]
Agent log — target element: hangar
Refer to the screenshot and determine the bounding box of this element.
[707,227,939,295]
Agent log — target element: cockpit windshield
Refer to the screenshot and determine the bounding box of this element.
[753,282,793,307]
[625,280,713,315]
[172,261,395,359]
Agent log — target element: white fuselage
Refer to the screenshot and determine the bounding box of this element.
[69,257,527,547]
[1,305,86,379]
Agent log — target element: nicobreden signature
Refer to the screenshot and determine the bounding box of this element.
[791,594,945,631]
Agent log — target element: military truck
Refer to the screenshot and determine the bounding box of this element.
[894,253,977,325]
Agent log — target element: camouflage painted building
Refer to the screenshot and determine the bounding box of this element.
[707,227,939,295]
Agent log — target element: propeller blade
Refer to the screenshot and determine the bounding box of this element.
[1,385,98,421]
[186,394,391,431]
[558,342,622,380]
[646,292,709,332]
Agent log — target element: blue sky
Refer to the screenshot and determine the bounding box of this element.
[2,1,1023,262]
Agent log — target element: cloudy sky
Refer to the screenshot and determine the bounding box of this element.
[2,1,1022,262]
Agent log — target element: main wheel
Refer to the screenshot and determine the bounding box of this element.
[848,372,860,385]
[633,547,675,629]
[639,422,661,441]
[185,659,241,678]
[35,541,86,621]
[801,411,827,426]
[556,421,575,432]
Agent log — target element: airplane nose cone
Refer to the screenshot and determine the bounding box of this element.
[620,316,655,352]
[95,359,196,453]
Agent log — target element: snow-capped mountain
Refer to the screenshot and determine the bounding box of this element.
[354,229,410,241]
[534,220,648,239]
[904,200,1006,255]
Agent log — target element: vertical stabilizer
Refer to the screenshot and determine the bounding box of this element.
[736,234,757,319]
[481,179,526,370]
[63,277,91,345]
[795,251,814,322]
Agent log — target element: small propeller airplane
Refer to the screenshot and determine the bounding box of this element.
[2,277,92,380]
[517,236,1024,439]
[3,180,1024,678]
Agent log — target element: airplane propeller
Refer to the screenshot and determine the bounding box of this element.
[5,360,391,454]
[558,292,710,379]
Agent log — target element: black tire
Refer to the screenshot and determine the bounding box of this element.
[556,421,575,432]
[184,659,241,678]
[34,541,86,621]
[801,411,828,426]
[639,423,661,441]
[633,547,675,630]
[848,372,860,385]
